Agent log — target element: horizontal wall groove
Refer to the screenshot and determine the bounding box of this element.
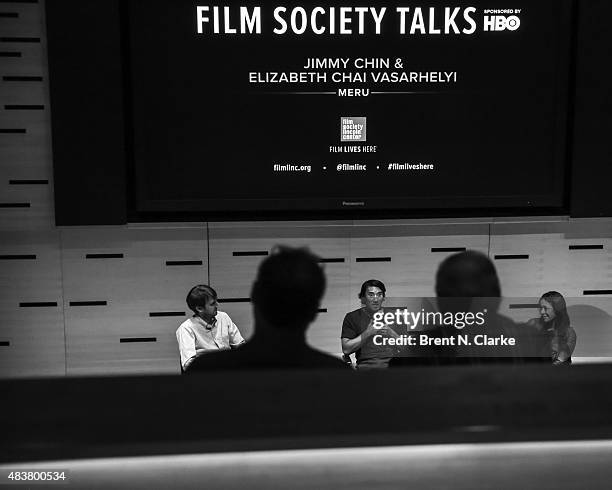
[318,258,345,263]
[0,202,30,207]
[0,12,18,17]
[0,36,40,42]
[218,298,251,303]
[165,260,202,266]
[69,301,107,307]
[0,254,36,260]
[2,75,42,81]
[0,128,26,133]
[85,253,124,259]
[232,251,268,257]
[569,245,604,250]
[508,304,539,309]
[583,290,612,296]
[431,247,467,253]
[494,254,530,260]
[149,311,185,317]
[120,337,157,343]
[317,308,328,313]
[9,179,48,185]
[355,257,391,263]
[0,0,39,3]
[4,104,44,110]
[0,52,21,57]
[0,341,10,347]
[19,302,57,308]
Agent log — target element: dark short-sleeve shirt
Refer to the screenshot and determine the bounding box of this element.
[341,308,399,363]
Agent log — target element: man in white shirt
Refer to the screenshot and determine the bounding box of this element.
[176,284,245,370]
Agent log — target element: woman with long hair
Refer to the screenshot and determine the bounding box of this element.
[528,291,577,364]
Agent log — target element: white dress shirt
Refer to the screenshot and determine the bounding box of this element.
[176,312,244,369]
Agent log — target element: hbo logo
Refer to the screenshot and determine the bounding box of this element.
[484,15,521,31]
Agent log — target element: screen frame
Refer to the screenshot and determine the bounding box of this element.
[122,0,575,221]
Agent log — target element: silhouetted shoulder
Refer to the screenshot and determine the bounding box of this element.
[187,343,350,372]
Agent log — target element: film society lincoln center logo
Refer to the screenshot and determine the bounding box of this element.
[341,117,366,142]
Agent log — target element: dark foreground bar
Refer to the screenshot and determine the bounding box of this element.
[4,364,612,464]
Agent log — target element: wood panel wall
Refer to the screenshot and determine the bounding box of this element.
[1,1,611,377]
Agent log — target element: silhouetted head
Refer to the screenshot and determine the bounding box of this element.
[435,251,501,312]
[539,291,570,333]
[186,284,218,321]
[358,279,386,314]
[251,245,326,330]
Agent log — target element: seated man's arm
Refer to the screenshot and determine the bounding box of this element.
[341,336,364,355]
[227,315,245,348]
[176,326,197,369]
[341,316,376,355]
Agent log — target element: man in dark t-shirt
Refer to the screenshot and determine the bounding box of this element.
[341,279,400,370]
